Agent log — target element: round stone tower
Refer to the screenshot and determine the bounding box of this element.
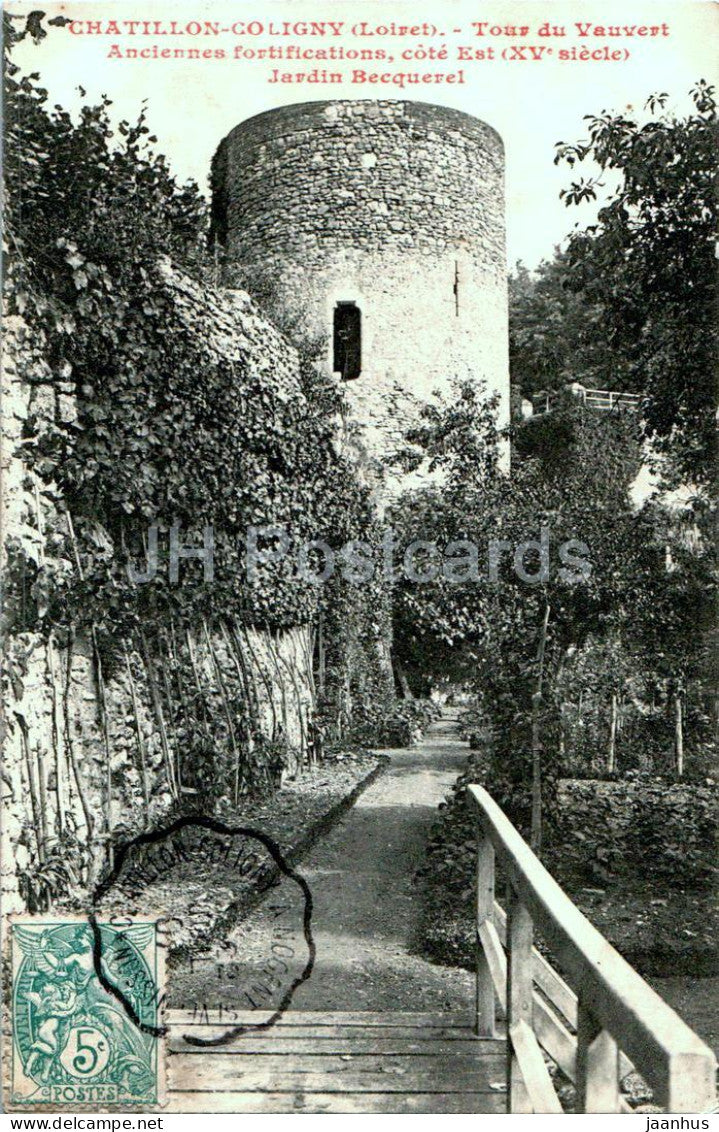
[211,99,509,465]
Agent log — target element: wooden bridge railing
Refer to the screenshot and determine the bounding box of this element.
[467,785,717,1114]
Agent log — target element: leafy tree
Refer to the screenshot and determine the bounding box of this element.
[555,82,718,489]
[509,252,630,401]
[392,381,651,848]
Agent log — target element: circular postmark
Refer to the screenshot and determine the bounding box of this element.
[90,816,315,1047]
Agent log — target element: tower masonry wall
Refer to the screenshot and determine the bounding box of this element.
[212,100,509,468]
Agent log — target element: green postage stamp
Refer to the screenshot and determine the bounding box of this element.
[9,917,164,1107]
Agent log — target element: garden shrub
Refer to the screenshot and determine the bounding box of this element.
[550,777,718,887]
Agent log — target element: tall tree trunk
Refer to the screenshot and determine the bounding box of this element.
[394,657,413,700]
[124,648,151,816]
[62,628,94,839]
[608,693,618,775]
[317,610,326,698]
[530,601,551,856]
[141,630,179,801]
[18,717,45,867]
[558,703,566,764]
[91,638,114,869]
[674,692,684,779]
[46,637,65,839]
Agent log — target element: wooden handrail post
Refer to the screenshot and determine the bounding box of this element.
[507,886,533,1113]
[468,784,717,1114]
[475,830,496,1037]
[576,1001,620,1112]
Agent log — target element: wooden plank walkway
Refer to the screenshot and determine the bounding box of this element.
[166,1011,507,1113]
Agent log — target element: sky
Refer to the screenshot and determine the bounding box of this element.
[7,0,718,268]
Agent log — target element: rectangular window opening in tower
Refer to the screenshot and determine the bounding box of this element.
[333,302,362,380]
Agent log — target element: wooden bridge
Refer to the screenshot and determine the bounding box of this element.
[165,784,716,1114]
[166,1010,506,1113]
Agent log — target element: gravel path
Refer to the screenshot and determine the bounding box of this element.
[288,713,473,1013]
[171,714,475,1016]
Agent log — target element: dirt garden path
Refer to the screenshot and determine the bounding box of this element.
[171,713,475,1015]
[287,712,473,1012]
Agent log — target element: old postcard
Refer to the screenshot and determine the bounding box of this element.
[2,0,717,1117]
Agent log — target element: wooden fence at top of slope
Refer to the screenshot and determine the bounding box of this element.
[530,384,642,417]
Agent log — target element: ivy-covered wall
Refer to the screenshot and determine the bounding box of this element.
[2,273,317,912]
[3,36,403,917]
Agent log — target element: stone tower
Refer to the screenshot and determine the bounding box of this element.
[211,100,509,466]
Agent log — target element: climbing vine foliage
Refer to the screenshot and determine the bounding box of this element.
[5,13,372,651]
[3,13,391,914]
